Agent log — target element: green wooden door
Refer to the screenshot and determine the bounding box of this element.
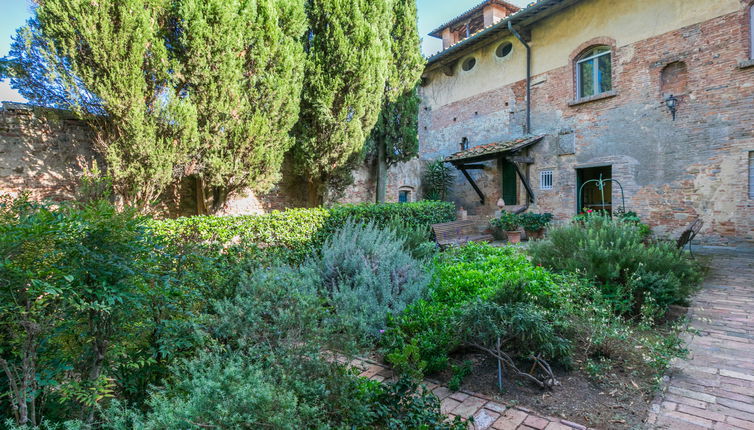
[501,159,517,205]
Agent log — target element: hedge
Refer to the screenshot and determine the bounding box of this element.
[149,201,456,255]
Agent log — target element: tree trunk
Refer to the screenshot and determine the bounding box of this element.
[195,176,209,215]
[210,186,228,214]
[376,136,387,203]
[306,178,324,207]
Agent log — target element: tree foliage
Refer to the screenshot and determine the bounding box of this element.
[168,0,307,211]
[5,0,426,209]
[10,1,198,210]
[368,0,425,202]
[6,0,307,212]
[293,0,393,203]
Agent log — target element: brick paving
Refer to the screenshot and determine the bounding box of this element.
[647,248,754,430]
[349,358,592,430]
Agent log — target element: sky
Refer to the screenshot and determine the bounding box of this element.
[0,0,530,103]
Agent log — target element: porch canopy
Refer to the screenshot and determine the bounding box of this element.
[444,135,544,205]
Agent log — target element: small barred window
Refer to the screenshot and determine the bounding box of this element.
[540,170,553,190]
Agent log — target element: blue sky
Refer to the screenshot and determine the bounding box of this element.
[0,0,529,102]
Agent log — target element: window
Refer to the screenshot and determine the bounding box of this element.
[460,137,469,151]
[576,47,612,99]
[461,57,477,72]
[540,170,553,190]
[399,190,411,203]
[496,42,513,58]
[749,152,754,199]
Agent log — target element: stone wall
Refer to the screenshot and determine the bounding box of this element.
[0,103,97,202]
[0,102,384,215]
[401,0,754,245]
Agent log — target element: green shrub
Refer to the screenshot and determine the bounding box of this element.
[422,160,454,201]
[0,196,206,425]
[305,220,429,338]
[386,215,437,261]
[149,201,455,263]
[490,211,520,231]
[383,243,567,374]
[529,214,702,316]
[519,212,553,232]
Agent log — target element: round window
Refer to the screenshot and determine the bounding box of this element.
[496,42,513,58]
[461,57,477,72]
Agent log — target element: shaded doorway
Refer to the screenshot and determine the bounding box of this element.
[500,158,518,205]
[577,165,612,214]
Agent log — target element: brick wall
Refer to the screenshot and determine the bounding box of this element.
[400,7,754,245]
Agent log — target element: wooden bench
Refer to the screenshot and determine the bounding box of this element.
[677,218,703,256]
[431,220,494,249]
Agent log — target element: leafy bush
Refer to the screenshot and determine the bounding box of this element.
[0,196,207,425]
[529,214,702,316]
[150,201,455,262]
[86,259,462,430]
[305,220,430,338]
[519,212,553,232]
[490,211,520,231]
[386,215,437,260]
[422,160,454,201]
[383,244,568,374]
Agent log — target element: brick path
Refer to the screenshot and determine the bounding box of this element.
[351,358,591,430]
[647,248,754,430]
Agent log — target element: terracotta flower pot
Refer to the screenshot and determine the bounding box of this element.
[525,229,544,241]
[506,231,522,244]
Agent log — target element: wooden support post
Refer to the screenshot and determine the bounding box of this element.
[459,167,485,205]
[509,160,535,203]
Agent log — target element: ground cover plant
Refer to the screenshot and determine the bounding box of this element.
[376,214,700,429]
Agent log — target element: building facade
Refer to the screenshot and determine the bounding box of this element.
[386,0,754,245]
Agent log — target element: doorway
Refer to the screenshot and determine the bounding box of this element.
[577,166,612,214]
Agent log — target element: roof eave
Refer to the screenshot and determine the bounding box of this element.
[424,0,582,73]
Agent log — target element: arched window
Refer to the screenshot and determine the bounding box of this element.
[576,46,612,99]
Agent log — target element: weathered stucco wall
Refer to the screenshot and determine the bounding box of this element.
[409,0,754,245]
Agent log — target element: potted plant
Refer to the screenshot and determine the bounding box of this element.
[490,211,522,244]
[519,213,553,240]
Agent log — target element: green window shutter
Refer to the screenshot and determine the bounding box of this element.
[501,159,517,205]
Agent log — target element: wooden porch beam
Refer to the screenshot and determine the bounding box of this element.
[510,161,535,203]
[459,167,485,205]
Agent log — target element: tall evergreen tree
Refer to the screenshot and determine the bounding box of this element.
[369,87,421,202]
[370,0,425,203]
[6,0,306,213]
[293,0,393,205]
[8,1,198,210]
[170,0,306,213]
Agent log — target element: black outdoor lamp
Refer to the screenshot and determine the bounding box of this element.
[665,94,678,121]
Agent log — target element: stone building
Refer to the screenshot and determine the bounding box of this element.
[385,0,754,245]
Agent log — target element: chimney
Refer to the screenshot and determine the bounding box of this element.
[483,4,510,27]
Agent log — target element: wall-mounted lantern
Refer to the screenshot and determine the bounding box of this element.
[665,94,678,121]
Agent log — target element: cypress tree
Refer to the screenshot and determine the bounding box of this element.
[170,0,306,213]
[6,0,306,213]
[293,0,392,205]
[9,0,198,210]
[369,87,421,203]
[367,0,425,202]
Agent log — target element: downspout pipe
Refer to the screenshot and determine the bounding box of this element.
[508,21,531,135]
